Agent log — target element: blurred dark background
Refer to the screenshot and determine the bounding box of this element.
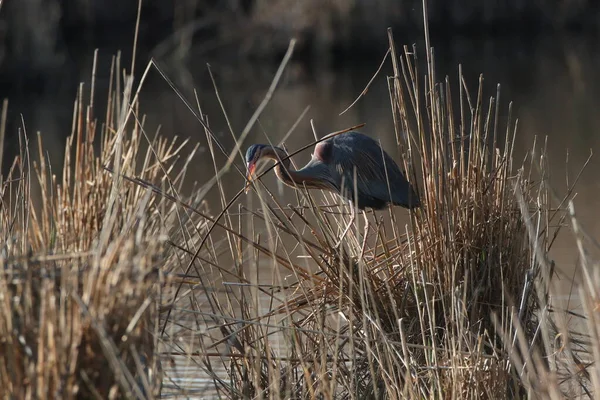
[1,0,600,277]
[3,0,600,82]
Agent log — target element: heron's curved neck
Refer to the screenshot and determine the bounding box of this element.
[263,146,326,190]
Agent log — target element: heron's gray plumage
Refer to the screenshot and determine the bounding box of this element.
[321,131,420,210]
[246,131,420,211]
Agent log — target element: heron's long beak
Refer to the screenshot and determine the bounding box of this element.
[244,162,256,193]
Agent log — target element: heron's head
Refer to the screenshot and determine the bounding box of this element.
[244,144,266,193]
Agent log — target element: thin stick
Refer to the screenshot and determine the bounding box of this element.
[339,48,390,116]
[130,0,142,76]
[0,99,7,176]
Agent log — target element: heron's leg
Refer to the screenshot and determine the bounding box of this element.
[334,203,356,248]
[359,211,370,257]
[362,210,370,233]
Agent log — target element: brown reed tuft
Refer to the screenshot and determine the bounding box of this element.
[0,51,203,398]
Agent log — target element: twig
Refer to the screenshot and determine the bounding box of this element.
[339,48,390,116]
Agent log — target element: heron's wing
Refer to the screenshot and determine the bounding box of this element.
[330,134,419,208]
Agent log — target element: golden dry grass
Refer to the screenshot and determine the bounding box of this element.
[1,5,598,400]
[0,51,206,398]
[157,28,594,400]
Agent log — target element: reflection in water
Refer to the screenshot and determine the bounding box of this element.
[6,34,600,290]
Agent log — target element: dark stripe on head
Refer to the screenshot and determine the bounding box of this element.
[245,144,264,164]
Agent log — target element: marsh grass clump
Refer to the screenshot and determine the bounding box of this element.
[0,10,595,400]
[160,31,593,400]
[0,53,204,398]
[383,34,538,397]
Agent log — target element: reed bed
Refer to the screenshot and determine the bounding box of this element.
[160,31,594,400]
[0,8,597,400]
[0,52,207,398]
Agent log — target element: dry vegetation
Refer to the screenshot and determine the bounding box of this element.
[1,8,599,400]
[160,32,591,398]
[0,54,207,398]
[157,33,596,400]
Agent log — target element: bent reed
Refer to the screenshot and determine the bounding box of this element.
[0,24,596,400]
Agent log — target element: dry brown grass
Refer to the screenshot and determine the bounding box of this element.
[1,4,598,400]
[0,50,206,398]
[158,22,594,400]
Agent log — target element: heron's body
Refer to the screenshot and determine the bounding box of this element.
[245,131,420,210]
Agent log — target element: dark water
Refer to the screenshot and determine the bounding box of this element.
[4,32,600,293]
